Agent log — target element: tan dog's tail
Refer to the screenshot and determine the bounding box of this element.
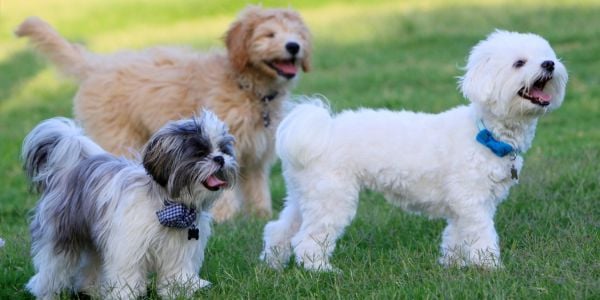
[15,17,90,79]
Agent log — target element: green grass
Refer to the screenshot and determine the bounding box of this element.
[1,0,599,298]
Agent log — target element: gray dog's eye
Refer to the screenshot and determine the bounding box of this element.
[513,59,526,68]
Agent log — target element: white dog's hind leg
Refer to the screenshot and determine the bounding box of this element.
[440,212,501,268]
[291,180,359,271]
[261,197,302,269]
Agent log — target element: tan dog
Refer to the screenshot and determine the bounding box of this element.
[16,6,312,222]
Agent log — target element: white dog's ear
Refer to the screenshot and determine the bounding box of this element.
[459,55,496,105]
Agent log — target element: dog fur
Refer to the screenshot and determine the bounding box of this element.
[23,112,238,299]
[261,30,568,271]
[16,5,312,222]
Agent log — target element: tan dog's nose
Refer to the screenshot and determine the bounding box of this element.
[285,42,300,55]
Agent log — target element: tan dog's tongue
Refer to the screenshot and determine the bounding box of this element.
[531,88,552,101]
[205,175,226,188]
[274,61,297,75]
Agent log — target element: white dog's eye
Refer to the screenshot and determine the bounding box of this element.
[513,59,526,68]
[266,32,275,38]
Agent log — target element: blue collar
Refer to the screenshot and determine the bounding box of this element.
[475,119,518,158]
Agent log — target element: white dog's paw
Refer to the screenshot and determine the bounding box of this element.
[260,247,291,270]
[468,253,502,269]
[297,257,339,273]
[197,278,212,289]
[439,250,502,269]
[438,254,467,268]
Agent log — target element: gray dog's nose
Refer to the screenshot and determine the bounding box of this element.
[541,60,555,72]
[213,156,224,167]
[285,42,300,55]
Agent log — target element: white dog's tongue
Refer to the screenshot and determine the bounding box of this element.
[205,175,226,189]
[531,87,552,102]
[274,61,297,75]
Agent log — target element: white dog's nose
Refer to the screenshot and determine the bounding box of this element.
[541,60,555,72]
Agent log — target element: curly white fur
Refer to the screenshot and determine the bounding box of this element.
[261,30,568,271]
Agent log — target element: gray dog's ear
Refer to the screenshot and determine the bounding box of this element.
[142,134,173,188]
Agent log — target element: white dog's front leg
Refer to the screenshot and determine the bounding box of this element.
[440,213,501,268]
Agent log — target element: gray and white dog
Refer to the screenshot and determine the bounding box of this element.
[22,111,238,299]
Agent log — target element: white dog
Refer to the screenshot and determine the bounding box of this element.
[23,112,238,299]
[261,30,568,271]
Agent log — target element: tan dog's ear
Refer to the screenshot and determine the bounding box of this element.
[225,20,249,72]
[225,6,264,72]
[290,11,312,73]
[301,33,312,72]
[301,53,311,73]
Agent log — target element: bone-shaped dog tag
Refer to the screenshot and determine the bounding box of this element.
[188,226,199,240]
[511,165,518,180]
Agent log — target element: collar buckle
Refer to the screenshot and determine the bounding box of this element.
[261,91,278,127]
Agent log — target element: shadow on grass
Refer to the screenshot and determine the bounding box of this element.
[0,50,45,103]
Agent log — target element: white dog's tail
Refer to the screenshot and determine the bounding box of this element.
[15,17,91,79]
[276,98,333,169]
[22,117,104,192]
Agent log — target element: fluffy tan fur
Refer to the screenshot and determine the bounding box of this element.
[16,6,312,221]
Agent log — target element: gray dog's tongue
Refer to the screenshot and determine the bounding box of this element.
[205,175,226,189]
[531,87,552,102]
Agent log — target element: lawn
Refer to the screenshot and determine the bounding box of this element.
[1,0,599,298]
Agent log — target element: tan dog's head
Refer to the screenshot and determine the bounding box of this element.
[225,6,312,81]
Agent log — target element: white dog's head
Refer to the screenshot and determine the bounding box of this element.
[460,30,568,117]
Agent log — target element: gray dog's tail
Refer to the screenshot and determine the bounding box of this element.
[15,17,91,79]
[22,117,104,192]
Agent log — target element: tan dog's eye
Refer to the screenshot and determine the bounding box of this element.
[513,59,526,68]
[266,32,275,38]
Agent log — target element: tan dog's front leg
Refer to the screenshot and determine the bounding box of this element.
[211,166,273,221]
[211,189,241,222]
[240,166,272,218]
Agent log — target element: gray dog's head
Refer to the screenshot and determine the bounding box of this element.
[142,110,238,205]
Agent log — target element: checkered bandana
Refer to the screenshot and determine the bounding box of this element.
[156,200,197,229]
